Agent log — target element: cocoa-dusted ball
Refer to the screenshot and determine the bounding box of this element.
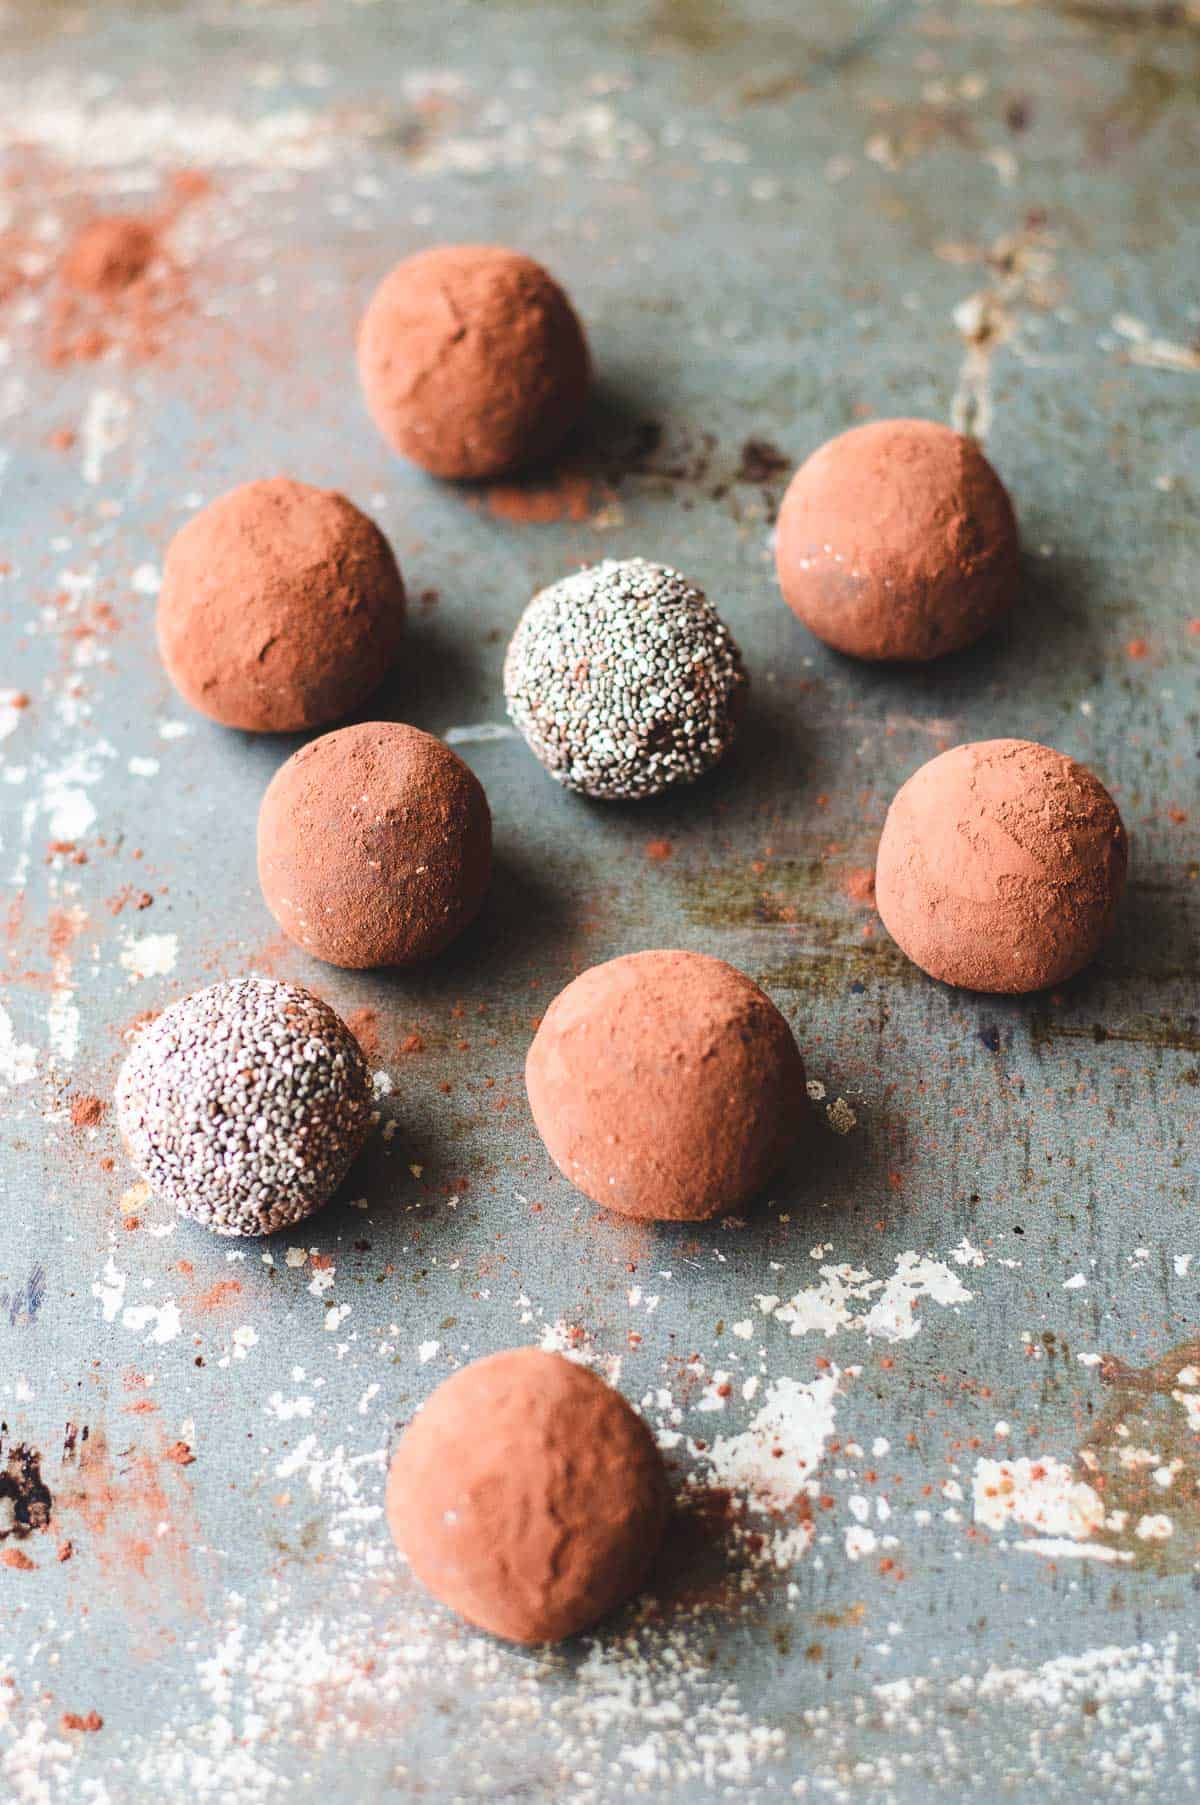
[875,739,1128,993]
[775,419,1019,661]
[257,721,491,969]
[526,950,807,1222]
[357,244,590,481]
[115,978,371,1236]
[157,478,405,732]
[387,1348,669,1644]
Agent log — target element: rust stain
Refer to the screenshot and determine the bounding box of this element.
[0,1440,53,1541]
[1077,1341,1200,1572]
[1031,1015,1200,1055]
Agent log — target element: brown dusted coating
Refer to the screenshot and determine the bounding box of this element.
[157,478,406,733]
[525,950,807,1222]
[357,244,590,481]
[874,739,1128,994]
[386,1348,670,1644]
[257,721,491,969]
[774,418,1019,661]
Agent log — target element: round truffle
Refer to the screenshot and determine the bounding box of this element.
[157,477,406,733]
[526,950,807,1221]
[504,558,747,801]
[775,418,1019,661]
[387,1348,669,1643]
[257,721,492,969]
[115,977,371,1236]
[357,244,590,481]
[875,739,1128,993]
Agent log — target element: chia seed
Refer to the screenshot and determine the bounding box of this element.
[115,977,372,1237]
[503,558,747,800]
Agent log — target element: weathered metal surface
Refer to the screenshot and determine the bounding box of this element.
[0,1,1197,1799]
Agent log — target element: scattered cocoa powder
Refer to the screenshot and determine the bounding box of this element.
[843,866,876,905]
[348,1007,383,1062]
[485,470,596,524]
[61,216,158,296]
[70,1094,106,1129]
[61,1711,103,1733]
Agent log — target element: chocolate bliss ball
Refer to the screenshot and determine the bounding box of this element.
[875,739,1128,993]
[257,721,492,969]
[504,558,747,800]
[116,978,371,1236]
[775,419,1019,661]
[157,478,406,733]
[357,245,590,481]
[526,950,807,1222]
[387,1348,669,1644]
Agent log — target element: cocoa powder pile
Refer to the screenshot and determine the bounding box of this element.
[874,738,1128,993]
[526,950,808,1222]
[357,244,590,480]
[386,1348,669,1643]
[257,721,492,968]
[775,417,1020,661]
[61,216,159,296]
[157,478,406,733]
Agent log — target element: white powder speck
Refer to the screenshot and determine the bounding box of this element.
[119,931,178,981]
[80,387,130,485]
[0,689,27,742]
[92,1256,127,1322]
[121,1298,182,1345]
[973,1454,1105,1542]
[701,1369,840,1511]
[844,1523,877,1561]
[0,1005,38,1087]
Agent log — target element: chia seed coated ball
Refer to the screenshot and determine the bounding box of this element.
[157,477,406,734]
[875,739,1128,993]
[503,558,747,800]
[775,419,1020,661]
[357,244,590,481]
[526,950,808,1221]
[257,721,492,969]
[115,977,371,1236]
[387,1348,670,1644]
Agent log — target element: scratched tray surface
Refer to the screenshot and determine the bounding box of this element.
[0,0,1197,1799]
